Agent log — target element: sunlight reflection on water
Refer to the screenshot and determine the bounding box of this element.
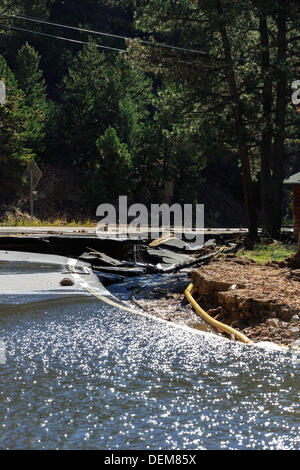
[0,293,299,450]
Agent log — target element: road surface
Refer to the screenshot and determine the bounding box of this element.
[0,250,299,450]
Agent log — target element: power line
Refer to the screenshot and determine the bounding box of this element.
[0,23,127,53]
[1,13,207,56]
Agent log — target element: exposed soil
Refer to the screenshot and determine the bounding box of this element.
[138,255,300,347]
[191,254,300,346]
[137,294,218,336]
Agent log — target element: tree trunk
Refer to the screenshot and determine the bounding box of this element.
[259,10,274,237]
[216,0,258,242]
[290,231,300,267]
[259,1,287,239]
[272,0,288,239]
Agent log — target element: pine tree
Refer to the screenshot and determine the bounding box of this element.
[59,40,111,168]
[0,55,32,202]
[59,40,151,169]
[125,0,300,240]
[15,42,48,156]
[88,126,132,207]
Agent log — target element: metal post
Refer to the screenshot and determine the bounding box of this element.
[0,80,6,105]
[30,170,34,219]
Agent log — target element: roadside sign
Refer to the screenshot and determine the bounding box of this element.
[24,160,43,218]
[24,160,43,190]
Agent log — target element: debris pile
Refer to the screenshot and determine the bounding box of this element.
[79,236,234,278]
[79,235,299,348]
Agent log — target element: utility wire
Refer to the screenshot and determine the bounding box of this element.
[0,23,127,53]
[1,12,207,55]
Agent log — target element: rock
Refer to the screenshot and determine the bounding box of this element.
[291,314,300,322]
[290,338,300,350]
[280,331,290,338]
[60,278,74,286]
[287,327,300,339]
[277,309,293,322]
[251,327,260,334]
[260,328,269,337]
[265,318,280,327]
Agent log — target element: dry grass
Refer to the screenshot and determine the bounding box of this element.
[0,213,96,228]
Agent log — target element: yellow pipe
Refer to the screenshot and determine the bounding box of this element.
[185,283,253,344]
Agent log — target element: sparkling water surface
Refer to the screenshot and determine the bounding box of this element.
[0,291,299,450]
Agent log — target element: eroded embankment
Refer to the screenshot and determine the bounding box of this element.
[190,255,300,346]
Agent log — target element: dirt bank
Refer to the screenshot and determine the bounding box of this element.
[190,254,300,346]
[137,255,300,347]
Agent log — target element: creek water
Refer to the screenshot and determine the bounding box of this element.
[0,265,299,449]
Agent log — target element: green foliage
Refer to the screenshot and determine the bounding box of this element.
[132,84,207,204]
[55,40,151,170]
[15,42,48,155]
[0,55,32,201]
[0,0,299,228]
[88,126,132,207]
[238,242,297,264]
[127,0,300,236]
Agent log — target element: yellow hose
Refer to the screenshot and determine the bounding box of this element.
[185,283,253,344]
